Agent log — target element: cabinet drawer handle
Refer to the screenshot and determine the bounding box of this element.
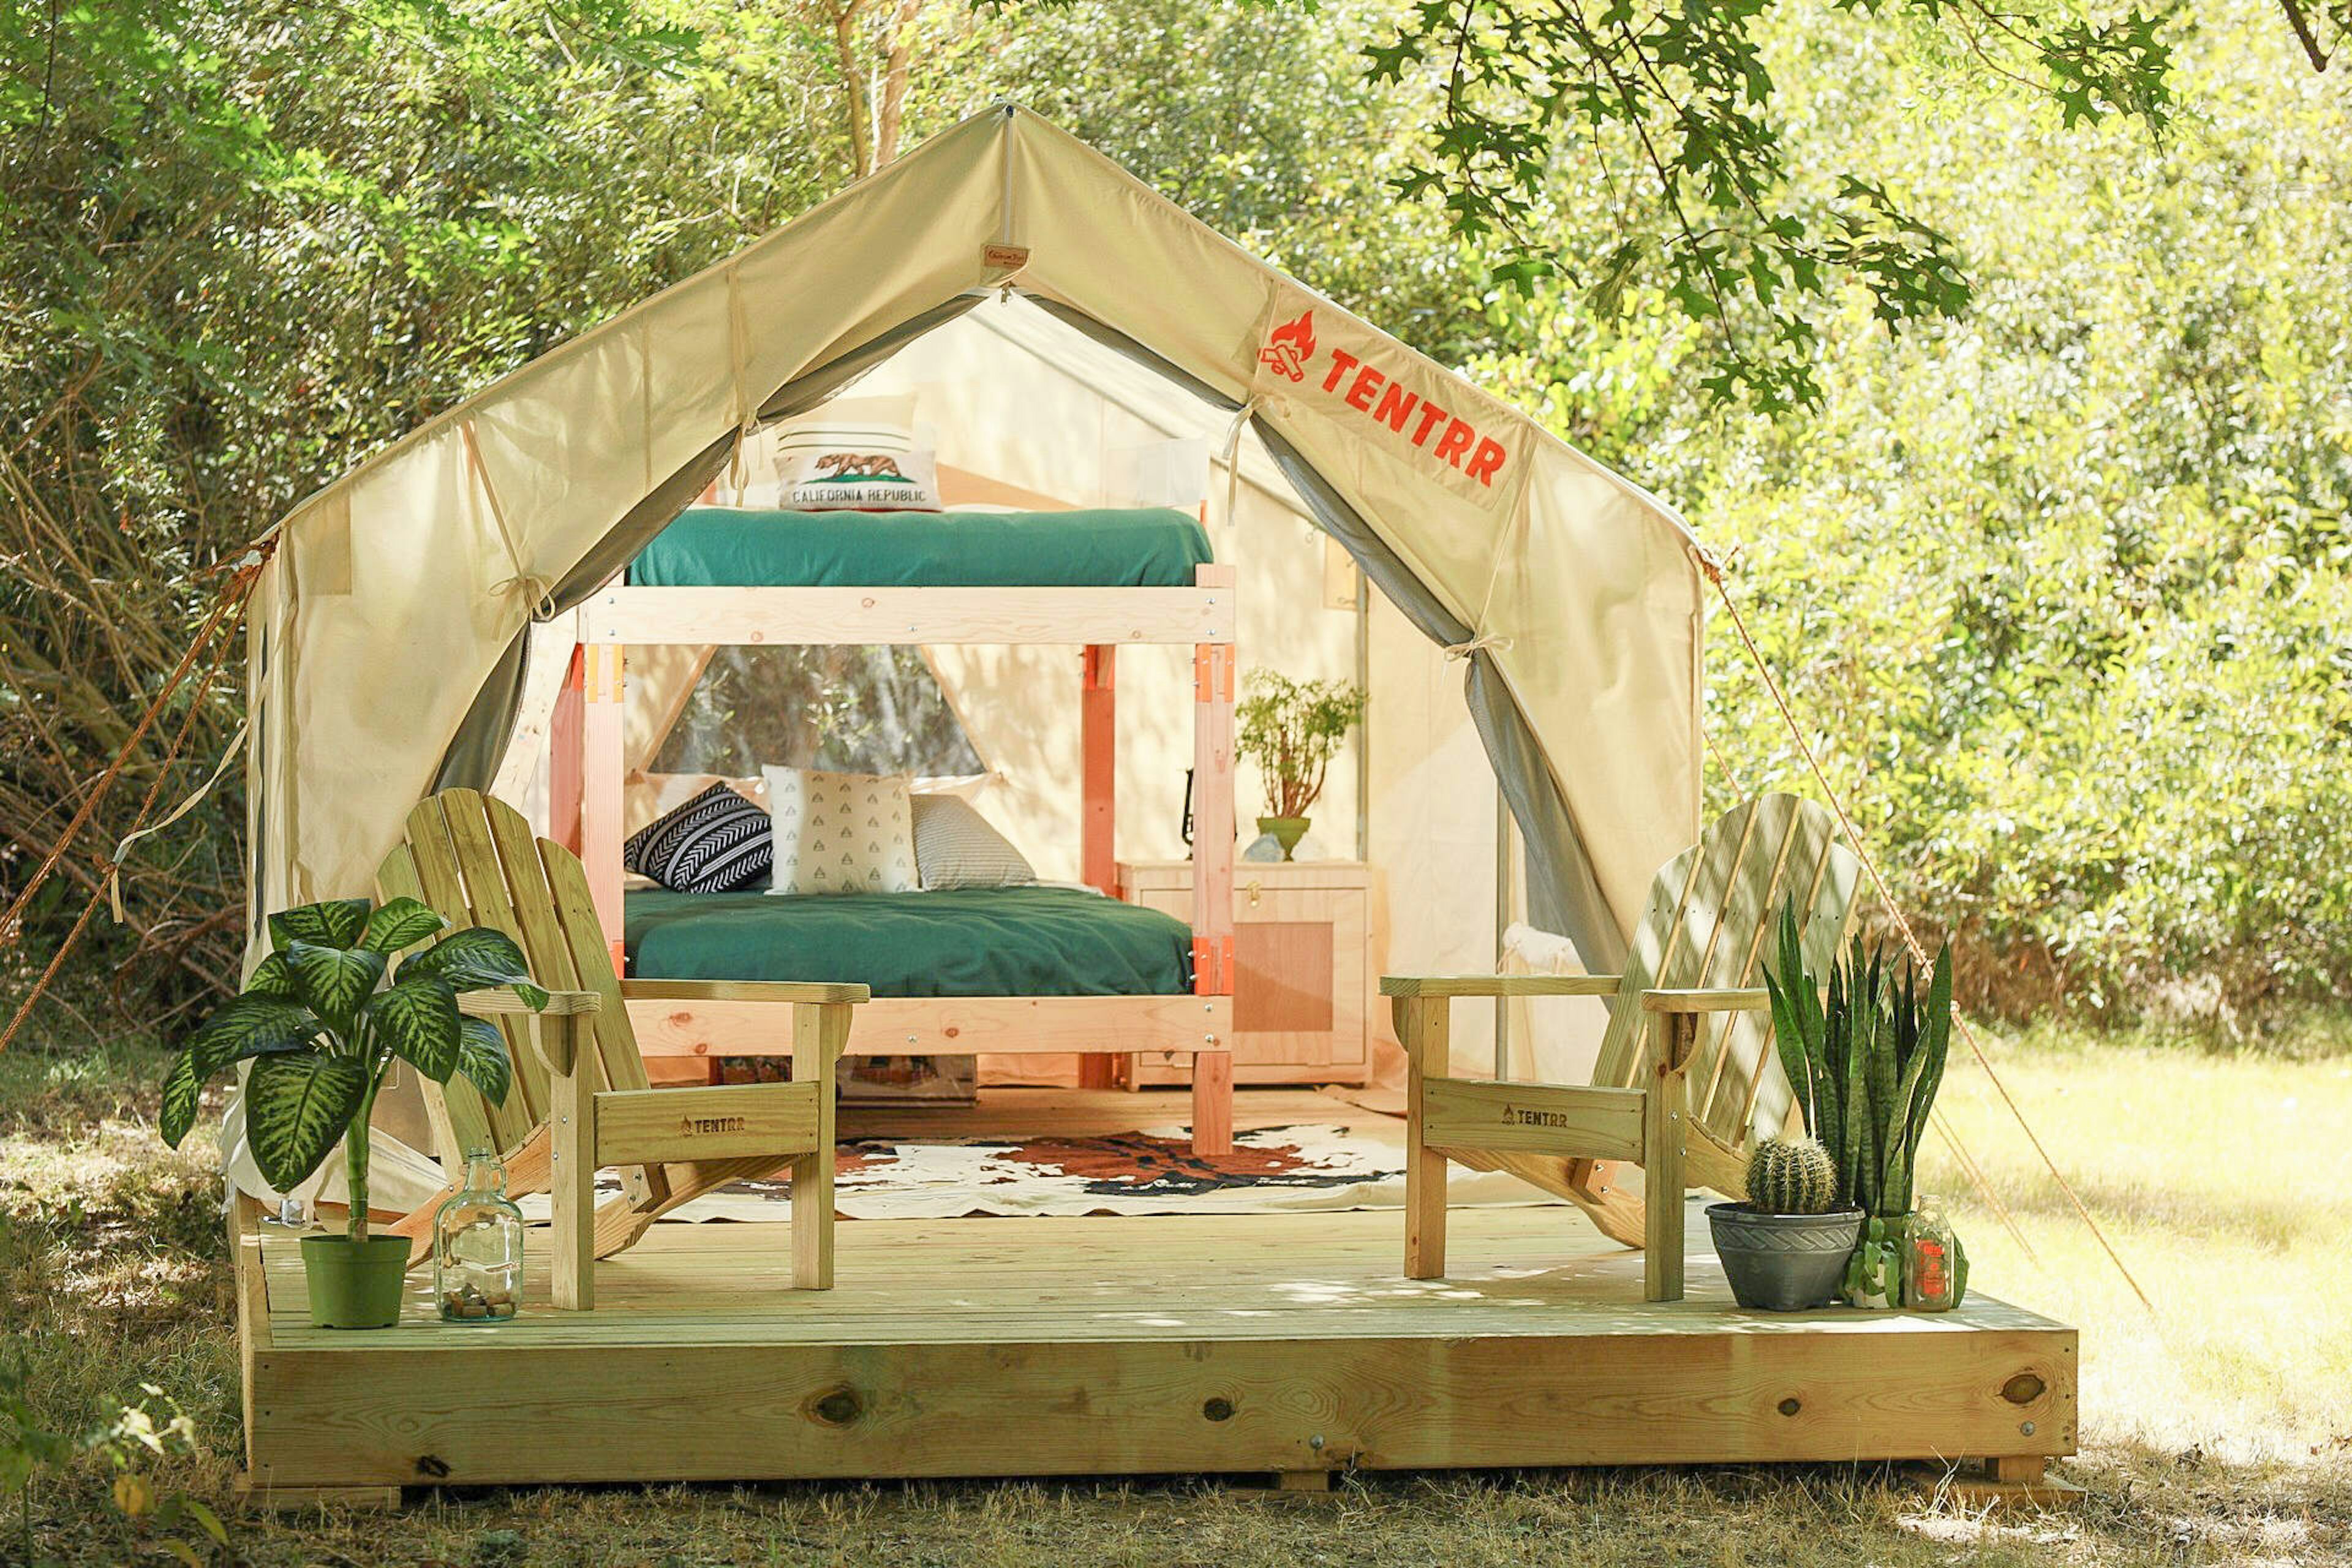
[1245,879,1262,908]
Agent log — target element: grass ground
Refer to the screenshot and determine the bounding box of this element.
[2,1019,2346,1567]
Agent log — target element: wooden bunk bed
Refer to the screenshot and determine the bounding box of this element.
[548,504,1239,1153]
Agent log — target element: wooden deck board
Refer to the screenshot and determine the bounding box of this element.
[242,1207,2075,1488]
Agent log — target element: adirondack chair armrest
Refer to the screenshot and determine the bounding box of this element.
[619,978,872,1006]
[1637,989,1770,1076]
[458,986,602,1016]
[1380,973,1622,999]
[1638,987,1768,1014]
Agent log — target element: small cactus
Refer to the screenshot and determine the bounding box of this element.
[1745,1135,1839,1215]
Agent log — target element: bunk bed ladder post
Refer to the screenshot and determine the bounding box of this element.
[1079,644,1122,1091]
[577,623,629,968]
[1191,562,1238,1156]
[549,643,587,854]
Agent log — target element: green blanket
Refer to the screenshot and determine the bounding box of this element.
[630,505,1215,589]
[624,884,1196,998]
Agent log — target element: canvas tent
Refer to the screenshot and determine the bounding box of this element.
[233,104,1706,1203]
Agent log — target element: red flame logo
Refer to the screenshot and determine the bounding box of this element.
[1257,309,1316,382]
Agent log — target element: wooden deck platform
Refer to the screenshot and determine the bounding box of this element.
[235,1204,2076,1491]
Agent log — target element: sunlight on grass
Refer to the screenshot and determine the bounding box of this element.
[1924,1019,2352,1464]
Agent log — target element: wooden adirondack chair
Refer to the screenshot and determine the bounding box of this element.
[376,789,868,1303]
[1385,792,1862,1302]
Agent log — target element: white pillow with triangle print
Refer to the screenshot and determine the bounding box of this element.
[761,766,919,896]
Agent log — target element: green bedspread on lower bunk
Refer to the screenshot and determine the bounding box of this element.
[623,884,1196,998]
[629,505,1215,589]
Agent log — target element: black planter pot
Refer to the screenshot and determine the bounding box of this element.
[1705,1203,1865,1311]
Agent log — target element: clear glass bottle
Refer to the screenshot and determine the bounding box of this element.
[434,1148,524,1322]
[1904,1197,1961,1311]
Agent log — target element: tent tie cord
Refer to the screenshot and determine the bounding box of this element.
[107,713,251,922]
[1216,391,1269,537]
[1691,541,2152,1311]
[1443,631,1513,659]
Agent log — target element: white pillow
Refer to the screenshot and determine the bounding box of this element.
[762,766,918,896]
[718,394,918,507]
[911,772,999,802]
[784,446,942,511]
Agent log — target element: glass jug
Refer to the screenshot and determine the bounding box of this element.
[434,1148,524,1322]
[1904,1197,1963,1311]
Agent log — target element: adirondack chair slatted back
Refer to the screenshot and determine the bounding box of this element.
[376,789,646,1162]
[1588,793,1861,1152]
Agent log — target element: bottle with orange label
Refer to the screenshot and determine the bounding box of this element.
[1904,1197,1967,1311]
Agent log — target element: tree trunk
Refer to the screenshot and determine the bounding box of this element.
[873,0,924,168]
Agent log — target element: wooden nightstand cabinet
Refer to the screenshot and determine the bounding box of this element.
[1118,859,1373,1086]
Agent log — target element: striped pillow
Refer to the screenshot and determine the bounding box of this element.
[911,795,1035,890]
[623,783,772,892]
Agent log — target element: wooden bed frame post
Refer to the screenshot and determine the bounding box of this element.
[549,643,587,853]
[1079,644,1120,1091]
[578,629,628,960]
[1191,562,1238,1155]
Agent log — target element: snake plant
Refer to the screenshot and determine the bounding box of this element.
[1760,900,1953,1218]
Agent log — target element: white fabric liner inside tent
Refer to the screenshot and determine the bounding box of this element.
[228,105,1707,1210]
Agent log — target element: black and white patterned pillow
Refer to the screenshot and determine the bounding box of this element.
[911,794,1036,889]
[622,783,772,892]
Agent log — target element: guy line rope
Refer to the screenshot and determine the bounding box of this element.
[1695,543,2151,1311]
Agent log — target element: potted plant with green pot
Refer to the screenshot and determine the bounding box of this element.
[161,897,543,1329]
[1757,902,1966,1310]
[1235,671,1366,861]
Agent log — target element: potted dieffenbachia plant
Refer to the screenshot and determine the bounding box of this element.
[1236,671,1366,861]
[162,897,544,1329]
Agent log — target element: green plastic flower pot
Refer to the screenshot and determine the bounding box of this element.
[1257,816,1311,861]
[300,1234,413,1329]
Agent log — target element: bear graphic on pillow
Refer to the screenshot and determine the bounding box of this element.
[815,453,905,480]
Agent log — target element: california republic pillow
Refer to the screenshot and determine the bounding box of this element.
[783,446,943,511]
[761,766,919,895]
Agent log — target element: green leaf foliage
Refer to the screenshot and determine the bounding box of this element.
[399,929,547,1010]
[159,1051,202,1149]
[359,897,448,954]
[243,1052,369,1193]
[186,996,316,1081]
[1764,897,1957,1216]
[363,978,464,1082]
[283,941,386,1027]
[266,899,373,951]
[455,1017,515,1109]
[244,952,299,1000]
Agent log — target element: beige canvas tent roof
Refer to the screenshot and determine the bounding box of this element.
[233,105,1709,1201]
[249,101,1703,952]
